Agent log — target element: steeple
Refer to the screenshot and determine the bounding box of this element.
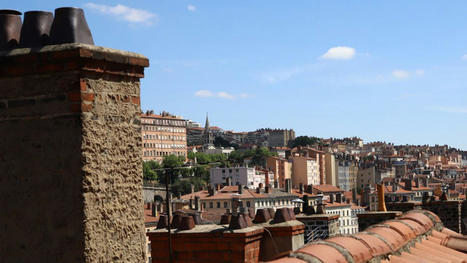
[204,113,210,132]
[203,113,213,146]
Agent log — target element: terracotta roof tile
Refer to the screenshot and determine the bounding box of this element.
[297,243,348,263]
[265,209,467,263]
[327,237,373,262]
[354,233,393,257]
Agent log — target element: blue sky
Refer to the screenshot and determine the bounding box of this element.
[4,1,467,149]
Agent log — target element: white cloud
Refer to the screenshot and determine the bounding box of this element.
[194,90,247,100]
[462,54,467,60]
[217,92,235,100]
[187,5,197,12]
[194,90,214,97]
[435,106,467,113]
[84,3,158,25]
[415,69,424,76]
[321,46,356,60]
[392,70,410,79]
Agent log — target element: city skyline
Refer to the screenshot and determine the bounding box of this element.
[3,0,467,149]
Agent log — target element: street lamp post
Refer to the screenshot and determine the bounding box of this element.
[165,168,173,263]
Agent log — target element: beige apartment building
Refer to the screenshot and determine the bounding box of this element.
[325,151,337,186]
[291,156,320,187]
[266,156,292,188]
[142,112,187,162]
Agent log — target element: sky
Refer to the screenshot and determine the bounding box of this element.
[4,1,467,150]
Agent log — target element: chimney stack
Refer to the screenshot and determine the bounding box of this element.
[238,184,243,195]
[329,194,334,203]
[226,177,232,186]
[302,195,309,213]
[299,183,304,194]
[285,179,292,193]
[151,202,157,217]
[194,196,200,211]
[306,184,313,194]
[0,37,150,261]
[265,170,270,187]
[392,182,398,192]
[191,184,195,194]
[404,179,412,191]
[415,177,420,188]
[265,185,270,193]
[352,188,357,204]
[336,193,342,203]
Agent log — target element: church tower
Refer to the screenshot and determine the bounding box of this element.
[204,113,214,146]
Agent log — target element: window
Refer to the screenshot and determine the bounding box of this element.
[224,202,228,208]
[209,202,213,208]
[246,201,251,207]
[217,202,220,208]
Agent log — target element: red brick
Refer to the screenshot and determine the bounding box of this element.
[131,96,140,105]
[81,103,93,112]
[80,79,87,91]
[81,93,95,102]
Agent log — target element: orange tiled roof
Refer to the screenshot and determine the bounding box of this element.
[268,210,467,263]
[313,184,344,193]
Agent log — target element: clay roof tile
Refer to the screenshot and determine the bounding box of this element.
[297,243,348,263]
[327,236,373,262]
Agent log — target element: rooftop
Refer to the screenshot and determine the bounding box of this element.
[268,210,467,263]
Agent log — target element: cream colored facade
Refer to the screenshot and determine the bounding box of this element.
[325,152,337,186]
[267,156,292,188]
[142,113,187,162]
[291,156,319,187]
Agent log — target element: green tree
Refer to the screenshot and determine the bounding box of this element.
[171,177,206,195]
[143,160,160,181]
[289,136,321,148]
[251,147,275,167]
[159,155,185,184]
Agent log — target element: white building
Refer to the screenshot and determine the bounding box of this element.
[210,167,274,189]
[325,202,359,235]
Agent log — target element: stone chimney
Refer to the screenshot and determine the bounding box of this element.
[404,179,412,191]
[226,177,232,186]
[352,188,357,204]
[191,184,195,194]
[302,195,309,213]
[151,202,157,217]
[336,193,342,203]
[0,43,148,262]
[299,183,304,194]
[415,177,420,188]
[306,184,313,194]
[392,182,399,192]
[195,196,200,211]
[238,184,243,194]
[285,179,292,193]
[265,185,270,194]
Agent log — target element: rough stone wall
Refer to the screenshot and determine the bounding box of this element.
[0,44,148,263]
[81,74,145,262]
[0,71,85,262]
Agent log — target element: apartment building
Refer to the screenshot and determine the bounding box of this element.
[210,167,274,189]
[142,112,187,162]
[291,156,320,188]
[266,156,292,188]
